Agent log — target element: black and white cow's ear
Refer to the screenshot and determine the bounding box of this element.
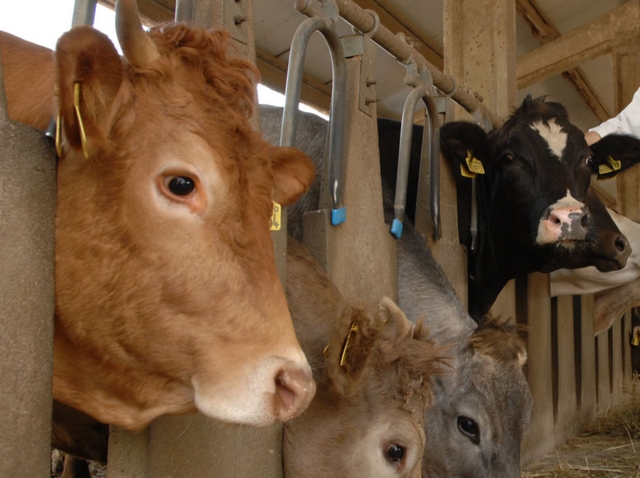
[440,121,493,179]
[589,133,640,178]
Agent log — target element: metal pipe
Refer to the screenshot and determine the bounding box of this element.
[333,0,502,130]
[390,87,440,239]
[281,1,348,225]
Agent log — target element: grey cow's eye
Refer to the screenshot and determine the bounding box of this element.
[167,176,196,196]
[457,416,480,444]
[385,444,405,463]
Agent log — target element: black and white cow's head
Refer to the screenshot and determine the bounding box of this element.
[441,96,640,316]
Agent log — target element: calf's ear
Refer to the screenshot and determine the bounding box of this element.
[270,146,316,205]
[55,26,124,159]
[440,122,493,179]
[590,133,640,178]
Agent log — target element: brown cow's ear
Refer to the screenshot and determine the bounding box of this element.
[325,305,379,397]
[55,26,124,159]
[270,146,315,205]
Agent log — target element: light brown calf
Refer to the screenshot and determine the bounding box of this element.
[284,239,443,478]
[1,0,316,429]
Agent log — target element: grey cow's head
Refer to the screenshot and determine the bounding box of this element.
[422,319,532,477]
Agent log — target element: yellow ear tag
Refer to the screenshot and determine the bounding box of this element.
[340,323,359,367]
[73,83,89,159]
[461,150,485,178]
[270,201,282,231]
[598,156,622,176]
[633,334,639,347]
[55,111,63,158]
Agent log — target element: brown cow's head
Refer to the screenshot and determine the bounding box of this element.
[52,0,315,429]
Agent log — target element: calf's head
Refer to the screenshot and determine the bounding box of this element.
[284,298,442,478]
[441,96,637,314]
[52,0,315,429]
[423,319,532,477]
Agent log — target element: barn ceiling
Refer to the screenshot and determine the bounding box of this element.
[122,0,635,203]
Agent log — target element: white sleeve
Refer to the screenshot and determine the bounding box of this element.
[589,86,640,139]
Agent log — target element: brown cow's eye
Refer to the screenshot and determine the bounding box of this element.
[385,444,405,463]
[167,176,195,195]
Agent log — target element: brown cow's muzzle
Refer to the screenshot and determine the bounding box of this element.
[274,362,316,421]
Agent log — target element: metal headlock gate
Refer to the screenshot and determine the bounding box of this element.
[0,0,635,476]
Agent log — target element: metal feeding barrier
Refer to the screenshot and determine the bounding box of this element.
[281,0,348,226]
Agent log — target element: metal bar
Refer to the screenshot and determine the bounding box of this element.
[71,0,98,27]
[282,2,348,225]
[333,0,502,130]
[390,87,440,240]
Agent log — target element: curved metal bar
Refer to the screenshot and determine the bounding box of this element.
[280,11,347,225]
[280,16,327,147]
[391,87,441,240]
[391,86,425,239]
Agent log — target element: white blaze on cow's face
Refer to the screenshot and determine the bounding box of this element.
[537,189,587,246]
[530,118,568,159]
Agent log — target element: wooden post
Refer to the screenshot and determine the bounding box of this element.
[555,296,579,438]
[520,273,555,463]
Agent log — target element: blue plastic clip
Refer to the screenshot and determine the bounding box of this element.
[390,219,403,239]
[331,207,346,226]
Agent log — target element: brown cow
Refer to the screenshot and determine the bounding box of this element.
[0,0,316,429]
[284,239,443,478]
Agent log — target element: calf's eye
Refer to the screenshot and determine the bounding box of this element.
[457,416,480,444]
[166,176,195,196]
[385,444,405,463]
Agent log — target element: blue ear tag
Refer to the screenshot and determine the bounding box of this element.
[331,207,346,226]
[390,219,403,239]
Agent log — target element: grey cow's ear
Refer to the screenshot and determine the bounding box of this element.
[589,133,640,179]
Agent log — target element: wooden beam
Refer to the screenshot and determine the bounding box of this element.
[516,0,559,43]
[517,0,640,89]
[516,0,610,121]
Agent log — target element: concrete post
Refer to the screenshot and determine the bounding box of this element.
[442,0,516,317]
[303,34,397,303]
[0,62,57,477]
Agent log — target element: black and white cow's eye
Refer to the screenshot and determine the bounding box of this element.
[585,155,594,166]
[385,444,406,464]
[499,153,515,165]
[457,416,480,444]
[165,176,196,196]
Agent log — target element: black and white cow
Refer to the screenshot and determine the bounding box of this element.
[379,96,640,317]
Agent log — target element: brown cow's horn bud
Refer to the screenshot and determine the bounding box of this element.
[115,0,160,67]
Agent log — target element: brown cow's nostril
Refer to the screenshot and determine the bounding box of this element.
[273,365,316,421]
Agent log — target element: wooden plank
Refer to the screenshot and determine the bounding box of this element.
[516,0,610,121]
[517,0,640,89]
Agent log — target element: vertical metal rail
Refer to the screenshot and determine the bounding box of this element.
[390,54,441,240]
[281,0,348,226]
